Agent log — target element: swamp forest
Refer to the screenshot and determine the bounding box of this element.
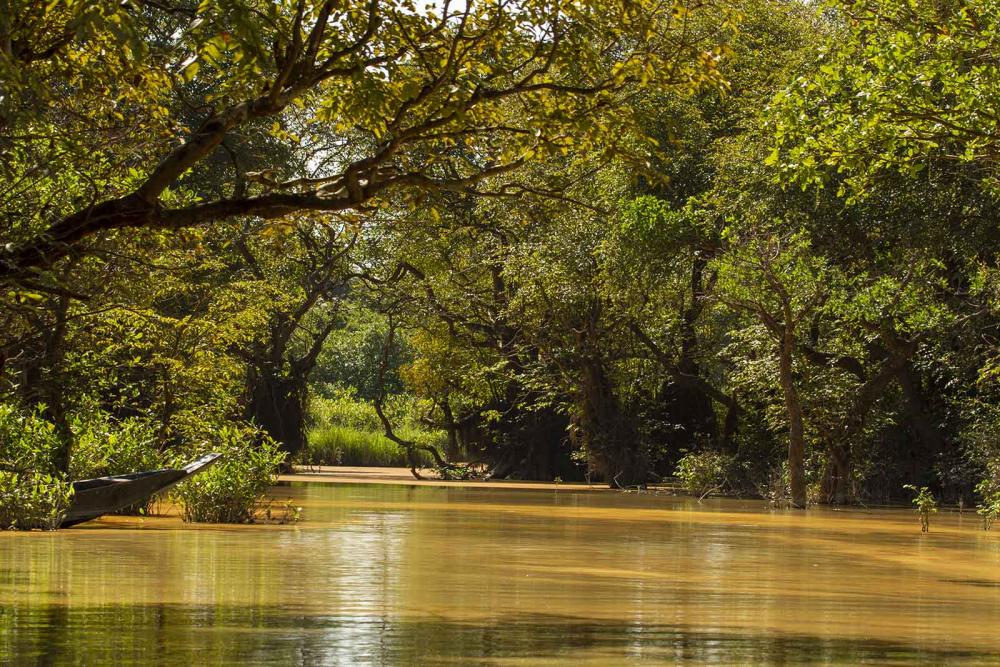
[1,0,1000,664]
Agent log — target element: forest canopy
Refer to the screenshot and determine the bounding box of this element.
[2,0,1000,514]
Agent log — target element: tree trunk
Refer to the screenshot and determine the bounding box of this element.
[577,355,647,488]
[486,402,574,480]
[19,294,72,473]
[440,400,462,460]
[665,255,720,451]
[778,327,807,508]
[820,439,851,505]
[245,366,307,461]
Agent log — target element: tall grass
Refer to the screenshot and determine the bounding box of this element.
[303,424,439,467]
[303,389,451,467]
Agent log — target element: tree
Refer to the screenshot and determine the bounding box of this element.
[231,217,355,459]
[713,229,829,508]
[358,190,580,480]
[0,0,728,284]
[768,0,1000,198]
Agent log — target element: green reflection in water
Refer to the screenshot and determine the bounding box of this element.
[2,605,993,665]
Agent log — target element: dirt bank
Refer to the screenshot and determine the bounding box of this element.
[279,465,641,492]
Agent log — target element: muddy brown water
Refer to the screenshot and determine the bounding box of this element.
[1,482,999,665]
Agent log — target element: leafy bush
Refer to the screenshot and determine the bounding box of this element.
[0,472,74,530]
[64,410,165,516]
[172,425,286,524]
[976,474,1000,531]
[0,403,63,474]
[904,484,937,533]
[979,490,1000,531]
[68,412,162,479]
[0,403,73,530]
[675,451,734,498]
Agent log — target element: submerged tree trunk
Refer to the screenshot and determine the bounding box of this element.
[778,326,807,508]
[576,354,647,488]
[487,404,573,480]
[820,439,851,505]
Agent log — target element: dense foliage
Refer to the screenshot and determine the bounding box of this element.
[2,0,1000,518]
[171,425,286,523]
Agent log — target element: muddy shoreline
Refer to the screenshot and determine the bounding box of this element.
[278,465,631,492]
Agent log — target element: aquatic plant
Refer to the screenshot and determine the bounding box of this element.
[68,411,162,481]
[68,410,165,515]
[0,403,74,530]
[0,472,74,530]
[975,478,1000,531]
[675,451,734,499]
[260,498,303,525]
[172,425,286,524]
[0,403,63,474]
[904,484,937,533]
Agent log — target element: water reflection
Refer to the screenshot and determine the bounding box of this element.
[1,482,999,665]
[3,605,994,665]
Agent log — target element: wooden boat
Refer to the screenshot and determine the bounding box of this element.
[61,453,222,528]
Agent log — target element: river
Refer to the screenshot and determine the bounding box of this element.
[2,481,999,664]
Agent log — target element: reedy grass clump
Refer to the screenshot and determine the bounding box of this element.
[303,424,437,467]
[304,390,448,468]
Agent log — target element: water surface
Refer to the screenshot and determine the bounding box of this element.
[2,482,999,664]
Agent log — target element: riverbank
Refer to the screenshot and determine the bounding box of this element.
[279,465,654,492]
[281,466,993,520]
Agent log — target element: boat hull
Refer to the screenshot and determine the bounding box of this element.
[61,453,221,528]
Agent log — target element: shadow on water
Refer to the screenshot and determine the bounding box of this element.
[939,578,1000,588]
[1,604,993,665]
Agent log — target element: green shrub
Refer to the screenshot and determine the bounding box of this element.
[65,410,165,515]
[303,424,436,467]
[976,475,1000,531]
[69,412,162,479]
[0,403,73,530]
[0,472,74,530]
[675,451,734,498]
[0,403,63,474]
[172,425,286,524]
[904,484,937,533]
